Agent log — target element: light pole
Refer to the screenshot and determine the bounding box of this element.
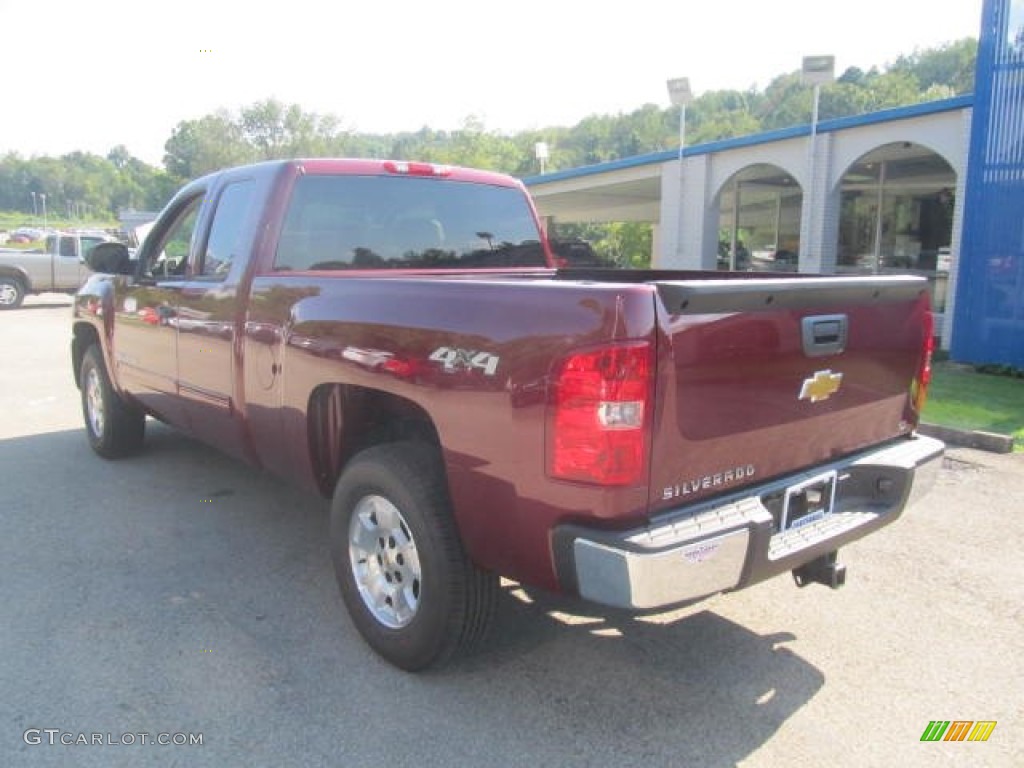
[666,77,693,161]
[40,193,47,230]
[534,142,549,175]
[802,56,834,149]
[30,192,38,218]
[800,55,834,272]
[667,77,693,263]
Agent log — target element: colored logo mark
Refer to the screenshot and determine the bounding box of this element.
[920,720,997,742]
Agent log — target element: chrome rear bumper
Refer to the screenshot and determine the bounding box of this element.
[554,434,944,610]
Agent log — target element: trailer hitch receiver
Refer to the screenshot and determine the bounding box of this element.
[793,550,846,589]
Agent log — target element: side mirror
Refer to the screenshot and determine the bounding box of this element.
[86,242,133,275]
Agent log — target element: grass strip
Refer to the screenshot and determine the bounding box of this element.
[923,362,1024,451]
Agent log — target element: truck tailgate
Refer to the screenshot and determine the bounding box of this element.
[649,275,932,513]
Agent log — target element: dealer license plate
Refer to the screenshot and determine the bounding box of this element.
[780,470,837,531]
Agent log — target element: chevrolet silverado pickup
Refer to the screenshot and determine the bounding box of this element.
[72,158,943,671]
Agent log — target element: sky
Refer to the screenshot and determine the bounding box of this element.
[0,0,984,167]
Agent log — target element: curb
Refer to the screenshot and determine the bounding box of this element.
[918,423,1016,454]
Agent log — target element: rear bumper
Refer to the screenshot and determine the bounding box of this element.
[553,434,944,610]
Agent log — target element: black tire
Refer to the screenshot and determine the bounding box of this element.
[80,345,146,458]
[0,276,25,309]
[330,441,498,671]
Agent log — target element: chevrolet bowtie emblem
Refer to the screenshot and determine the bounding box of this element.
[799,369,843,403]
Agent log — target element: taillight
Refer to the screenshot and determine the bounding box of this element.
[547,341,653,486]
[910,310,935,416]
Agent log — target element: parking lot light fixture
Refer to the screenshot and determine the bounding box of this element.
[667,78,693,262]
[801,55,835,142]
[800,56,834,272]
[666,77,693,161]
[535,142,550,175]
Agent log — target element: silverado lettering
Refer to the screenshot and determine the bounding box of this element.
[71,158,944,672]
[663,464,758,500]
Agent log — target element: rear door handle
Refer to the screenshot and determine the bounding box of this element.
[802,314,848,357]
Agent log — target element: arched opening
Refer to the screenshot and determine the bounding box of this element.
[838,142,956,312]
[716,164,802,272]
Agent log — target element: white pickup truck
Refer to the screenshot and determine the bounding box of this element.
[0,232,113,309]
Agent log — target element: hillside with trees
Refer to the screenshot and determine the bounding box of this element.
[0,38,976,230]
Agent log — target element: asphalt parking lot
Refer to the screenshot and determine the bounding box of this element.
[2,297,1021,767]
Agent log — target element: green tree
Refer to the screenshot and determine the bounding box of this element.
[863,69,923,111]
[758,73,810,130]
[164,112,253,180]
[820,82,873,120]
[239,99,348,159]
[890,38,976,95]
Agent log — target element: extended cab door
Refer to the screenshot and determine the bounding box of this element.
[173,177,258,459]
[114,192,204,429]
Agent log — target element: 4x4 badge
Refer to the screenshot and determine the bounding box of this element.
[799,369,843,403]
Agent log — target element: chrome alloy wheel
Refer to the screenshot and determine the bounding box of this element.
[349,494,422,629]
[85,366,105,438]
[0,283,18,306]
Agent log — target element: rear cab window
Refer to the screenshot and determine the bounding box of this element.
[197,180,256,280]
[273,175,546,271]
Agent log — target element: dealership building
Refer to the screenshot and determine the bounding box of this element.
[525,0,1022,367]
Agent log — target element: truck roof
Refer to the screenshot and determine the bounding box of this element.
[203,158,524,189]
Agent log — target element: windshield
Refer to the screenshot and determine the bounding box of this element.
[274,175,546,271]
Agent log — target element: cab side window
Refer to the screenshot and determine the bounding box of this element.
[142,194,204,279]
[200,180,255,279]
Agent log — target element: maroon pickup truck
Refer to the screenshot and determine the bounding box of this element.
[72,158,943,670]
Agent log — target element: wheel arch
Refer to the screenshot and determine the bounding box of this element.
[72,322,102,389]
[0,265,31,293]
[308,383,442,498]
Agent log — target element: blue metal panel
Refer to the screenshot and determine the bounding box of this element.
[952,0,1024,366]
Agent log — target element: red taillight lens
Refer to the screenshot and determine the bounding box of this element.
[910,310,935,416]
[548,341,653,486]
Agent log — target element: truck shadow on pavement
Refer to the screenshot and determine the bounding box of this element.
[3,424,824,768]
[454,586,824,765]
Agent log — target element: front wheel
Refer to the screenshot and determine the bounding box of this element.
[0,277,25,309]
[330,442,497,671]
[80,345,146,458]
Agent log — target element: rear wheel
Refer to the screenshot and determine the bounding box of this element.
[330,442,497,671]
[0,277,25,309]
[80,345,145,458]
